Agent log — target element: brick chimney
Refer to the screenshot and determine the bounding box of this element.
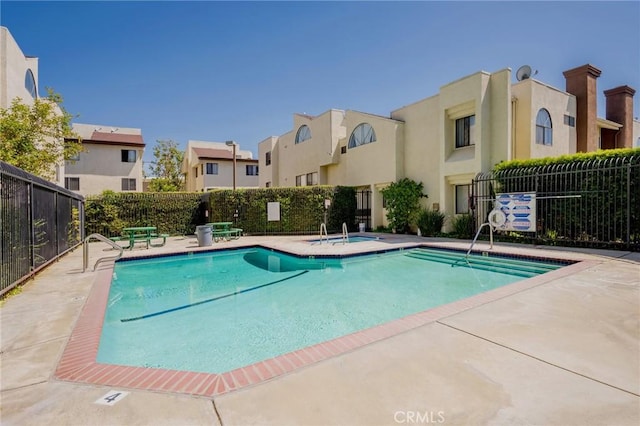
[604,85,636,149]
[563,64,602,152]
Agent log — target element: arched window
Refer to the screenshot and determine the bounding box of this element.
[25,69,37,99]
[295,125,311,144]
[536,108,552,146]
[348,123,377,148]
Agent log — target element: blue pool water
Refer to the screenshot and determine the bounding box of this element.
[97,247,562,374]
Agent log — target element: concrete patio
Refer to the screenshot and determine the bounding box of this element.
[1,234,638,425]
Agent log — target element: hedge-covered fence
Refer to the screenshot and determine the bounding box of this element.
[85,192,203,237]
[84,186,358,237]
[208,186,356,235]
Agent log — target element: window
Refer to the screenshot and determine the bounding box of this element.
[265,151,271,166]
[25,69,37,99]
[536,109,553,145]
[195,166,198,178]
[266,182,271,188]
[121,178,136,191]
[306,172,318,186]
[295,175,303,186]
[121,149,136,162]
[348,123,376,148]
[455,185,470,214]
[64,177,79,191]
[341,146,347,154]
[455,115,475,148]
[563,114,575,127]
[295,125,312,144]
[246,165,259,176]
[206,163,218,175]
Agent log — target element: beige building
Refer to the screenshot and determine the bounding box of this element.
[1,26,65,185]
[182,140,259,192]
[259,64,639,230]
[64,123,145,197]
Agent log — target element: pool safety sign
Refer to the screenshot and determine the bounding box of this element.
[494,192,536,232]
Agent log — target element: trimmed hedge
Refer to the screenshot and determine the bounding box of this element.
[494,148,640,172]
[85,192,203,237]
[208,186,351,235]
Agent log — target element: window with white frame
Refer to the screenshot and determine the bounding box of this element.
[121,149,136,162]
[206,162,218,175]
[295,125,311,144]
[455,184,470,214]
[455,115,475,148]
[536,109,553,145]
[295,175,303,186]
[121,178,136,191]
[246,165,259,176]
[348,123,376,148]
[265,151,271,165]
[65,177,79,191]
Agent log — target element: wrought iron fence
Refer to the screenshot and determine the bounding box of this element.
[1,161,84,296]
[471,155,640,251]
[355,189,372,231]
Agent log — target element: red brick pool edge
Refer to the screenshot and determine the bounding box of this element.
[54,258,597,398]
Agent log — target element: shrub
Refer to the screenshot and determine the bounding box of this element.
[380,178,426,234]
[416,208,445,237]
[451,213,474,239]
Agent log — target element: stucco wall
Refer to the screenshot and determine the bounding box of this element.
[65,143,144,196]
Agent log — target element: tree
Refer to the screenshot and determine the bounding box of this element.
[380,178,426,234]
[0,89,82,180]
[148,139,185,192]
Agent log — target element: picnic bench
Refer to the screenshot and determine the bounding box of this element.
[110,227,169,250]
[209,222,243,242]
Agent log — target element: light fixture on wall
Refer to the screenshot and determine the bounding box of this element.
[225,140,237,191]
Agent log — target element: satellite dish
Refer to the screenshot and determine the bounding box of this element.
[516,65,532,81]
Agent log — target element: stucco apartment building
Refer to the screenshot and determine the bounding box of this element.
[259,64,639,230]
[182,140,259,192]
[64,123,145,197]
[1,26,66,186]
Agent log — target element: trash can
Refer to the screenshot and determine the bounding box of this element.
[359,223,366,232]
[196,225,212,247]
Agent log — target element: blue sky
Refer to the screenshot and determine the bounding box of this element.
[2,1,639,173]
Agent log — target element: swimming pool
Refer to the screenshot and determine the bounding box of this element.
[97,247,563,374]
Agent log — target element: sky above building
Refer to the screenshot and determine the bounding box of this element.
[2,1,639,173]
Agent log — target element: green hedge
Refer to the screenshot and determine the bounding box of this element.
[208,186,349,235]
[494,148,640,172]
[85,192,202,237]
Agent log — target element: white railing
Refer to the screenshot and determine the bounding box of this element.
[342,222,349,244]
[319,223,328,244]
[83,233,124,272]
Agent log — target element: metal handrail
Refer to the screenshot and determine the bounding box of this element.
[319,223,328,244]
[452,222,493,268]
[83,233,124,272]
[342,222,349,244]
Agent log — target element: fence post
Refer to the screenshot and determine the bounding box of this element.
[627,163,631,250]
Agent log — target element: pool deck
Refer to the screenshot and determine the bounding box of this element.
[1,233,638,425]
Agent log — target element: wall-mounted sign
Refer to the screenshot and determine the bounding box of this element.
[494,192,536,232]
[267,202,280,221]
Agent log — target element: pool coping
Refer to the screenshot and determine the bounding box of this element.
[53,243,598,398]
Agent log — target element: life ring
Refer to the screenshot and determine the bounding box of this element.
[488,209,506,228]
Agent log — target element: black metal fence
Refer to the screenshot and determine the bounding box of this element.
[471,155,640,251]
[1,161,84,296]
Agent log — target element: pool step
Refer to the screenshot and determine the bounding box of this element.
[406,249,557,277]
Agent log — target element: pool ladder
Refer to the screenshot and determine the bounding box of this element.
[83,233,124,272]
[319,223,328,244]
[342,222,349,244]
[452,222,494,267]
